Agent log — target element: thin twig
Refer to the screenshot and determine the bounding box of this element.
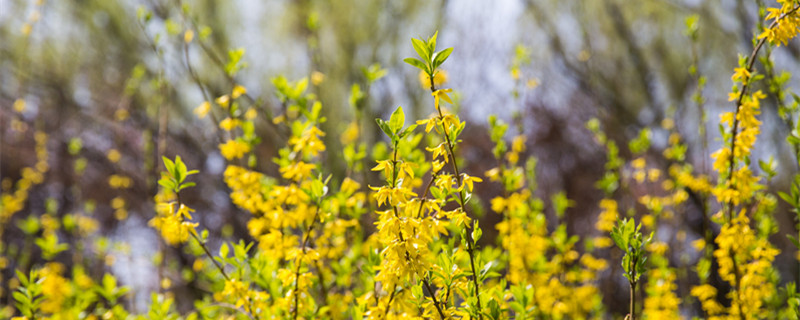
[429,79,483,319]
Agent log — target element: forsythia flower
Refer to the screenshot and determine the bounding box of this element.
[758,0,800,46]
[219,139,251,160]
[13,99,26,113]
[215,94,230,108]
[232,84,247,99]
[39,263,71,313]
[149,202,198,246]
[419,70,448,89]
[431,88,453,112]
[731,67,751,83]
[595,199,618,232]
[194,101,211,119]
[219,117,241,131]
[107,149,121,163]
[279,161,316,181]
[288,125,326,157]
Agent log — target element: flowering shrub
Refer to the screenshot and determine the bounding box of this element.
[6,0,800,319]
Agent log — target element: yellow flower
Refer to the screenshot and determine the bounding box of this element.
[115,108,129,121]
[111,196,125,210]
[215,94,230,108]
[232,84,247,99]
[631,157,646,169]
[107,149,122,163]
[491,197,505,213]
[460,173,482,192]
[184,29,194,43]
[40,263,72,313]
[416,117,437,133]
[595,199,618,232]
[426,143,449,162]
[511,135,526,153]
[341,121,359,145]
[219,139,251,160]
[526,78,539,89]
[279,161,316,181]
[419,70,448,89]
[161,277,172,289]
[692,238,706,251]
[731,67,751,83]
[219,117,241,131]
[288,125,326,157]
[759,5,800,46]
[21,23,32,36]
[311,71,325,85]
[13,99,26,113]
[341,177,361,194]
[194,101,211,119]
[647,168,661,182]
[594,236,613,248]
[149,202,198,246]
[108,174,132,189]
[580,254,608,271]
[371,160,394,180]
[245,108,257,120]
[431,88,453,112]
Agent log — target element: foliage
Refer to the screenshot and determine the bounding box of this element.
[6,1,800,319]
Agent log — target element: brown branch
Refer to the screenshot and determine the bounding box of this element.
[429,79,482,319]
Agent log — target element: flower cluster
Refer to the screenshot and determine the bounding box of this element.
[758,0,800,46]
[487,117,605,319]
[12,9,800,320]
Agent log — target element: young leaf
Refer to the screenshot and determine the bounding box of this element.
[433,47,453,69]
[389,106,405,134]
[411,38,430,62]
[427,31,438,54]
[162,156,176,178]
[376,119,394,138]
[399,124,418,138]
[403,58,428,73]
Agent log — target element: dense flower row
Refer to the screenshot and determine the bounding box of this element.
[5,1,800,319]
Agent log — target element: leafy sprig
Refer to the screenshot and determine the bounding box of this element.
[158,156,199,193]
[404,31,453,87]
[376,106,417,146]
[611,218,652,283]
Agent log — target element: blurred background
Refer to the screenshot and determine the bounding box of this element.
[2,0,800,316]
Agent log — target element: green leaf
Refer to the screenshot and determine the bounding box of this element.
[551,191,574,219]
[389,106,405,134]
[103,273,117,292]
[785,234,798,249]
[162,156,176,178]
[175,156,187,183]
[427,31,438,55]
[472,223,483,242]
[403,58,428,73]
[311,178,326,199]
[610,220,629,252]
[15,269,29,286]
[399,124,418,138]
[621,254,632,276]
[158,179,176,191]
[411,38,430,62]
[779,191,796,208]
[376,119,393,139]
[220,243,229,258]
[179,182,196,190]
[432,47,453,69]
[349,84,364,107]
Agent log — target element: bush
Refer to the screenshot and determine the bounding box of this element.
[4,1,800,319]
